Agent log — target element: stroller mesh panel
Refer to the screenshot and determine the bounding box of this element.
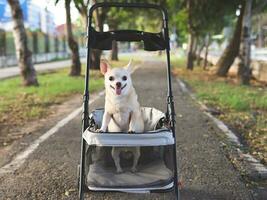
[86,146,174,188]
[84,107,175,190]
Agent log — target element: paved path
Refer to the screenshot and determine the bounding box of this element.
[0,60,253,199]
[0,58,86,80]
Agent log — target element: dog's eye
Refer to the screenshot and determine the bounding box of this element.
[122,76,127,81]
[109,76,114,81]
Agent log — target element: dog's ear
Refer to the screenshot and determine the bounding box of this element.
[100,59,110,75]
[125,59,135,74]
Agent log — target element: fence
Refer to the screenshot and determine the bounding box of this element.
[0,29,75,68]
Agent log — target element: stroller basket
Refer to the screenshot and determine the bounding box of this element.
[83,107,175,192]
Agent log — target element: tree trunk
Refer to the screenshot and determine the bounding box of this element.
[186,32,195,70]
[0,30,6,56]
[81,9,103,69]
[109,22,119,61]
[63,36,67,52]
[257,16,263,48]
[192,36,198,59]
[80,11,88,28]
[110,40,118,60]
[90,49,101,70]
[7,0,38,86]
[238,0,252,85]
[216,3,245,76]
[196,41,204,66]
[203,34,211,69]
[90,4,107,69]
[45,34,49,53]
[65,0,81,76]
[186,0,194,70]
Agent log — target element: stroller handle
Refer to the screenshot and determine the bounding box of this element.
[88,2,168,21]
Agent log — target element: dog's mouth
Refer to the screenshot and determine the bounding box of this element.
[110,84,127,95]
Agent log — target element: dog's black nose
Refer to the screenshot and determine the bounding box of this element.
[116,82,121,88]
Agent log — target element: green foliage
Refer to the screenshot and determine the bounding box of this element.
[193,81,267,111]
[170,8,188,43]
[103,2,163,32]
[164,0,241,43]
[172,57,267,164]
[171,56,267,112]
[196,1,239,36]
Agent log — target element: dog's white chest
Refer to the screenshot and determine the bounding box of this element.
[112,106,131,131]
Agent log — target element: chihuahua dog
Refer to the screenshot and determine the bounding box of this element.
[98,59,144,173]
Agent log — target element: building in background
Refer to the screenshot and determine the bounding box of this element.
[0,0,69,68]
[0,0,56,34]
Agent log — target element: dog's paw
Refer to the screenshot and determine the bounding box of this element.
[95,129,104,133]
[116,168,123,174]
[131,166,137,173]
[128,130,135,133]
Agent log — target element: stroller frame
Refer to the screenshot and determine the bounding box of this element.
[78,2,179,200]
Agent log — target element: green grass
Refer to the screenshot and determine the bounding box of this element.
[172,57,267,164]
[0,67,103,121]
[190,80,267,112]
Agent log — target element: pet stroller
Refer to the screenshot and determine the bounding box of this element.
[78,2,179,200]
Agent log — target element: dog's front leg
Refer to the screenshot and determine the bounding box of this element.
[99,112,111,132]
[129,111,144,133]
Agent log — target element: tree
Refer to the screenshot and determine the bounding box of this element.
[73,0,89,26]
[7,0,38,86]
[196,39,205,66]
[65,0,81,76]
[216,3,245,76]
[174,0,236,70]
[186,0,195,70]
[105,7,135,61]
[56,0,81,76]
[216,0,267,78]
[237,0,252,85]
[237,0,267,84]
[203,34,211,69]
[74,0,109,69]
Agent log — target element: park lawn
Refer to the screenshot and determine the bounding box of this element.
[0,66,103,124]
[172,58,267,165]
[0,58,133,146]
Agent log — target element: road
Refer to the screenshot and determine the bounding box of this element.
[0,60,253,200]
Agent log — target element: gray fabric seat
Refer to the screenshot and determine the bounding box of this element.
[85,107,174,192]
[87,160,173,190]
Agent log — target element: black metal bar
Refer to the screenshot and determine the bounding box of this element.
[79,10,93,200]
[88,2,168,20]
[163,16,180,200]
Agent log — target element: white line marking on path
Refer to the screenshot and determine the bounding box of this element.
[177,79,241,146]
[0,91,104,175]
[177,78,267,179]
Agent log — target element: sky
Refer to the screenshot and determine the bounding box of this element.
[32,0,79,25]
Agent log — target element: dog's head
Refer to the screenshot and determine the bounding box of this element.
[100,59,135,96]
